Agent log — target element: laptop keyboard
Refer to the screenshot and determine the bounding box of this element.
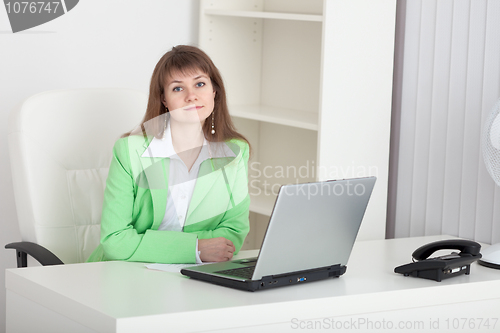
[216,266,255,279]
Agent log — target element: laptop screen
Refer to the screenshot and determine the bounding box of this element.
[252,177,376,280]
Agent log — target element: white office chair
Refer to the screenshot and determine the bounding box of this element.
[6,88,147,267]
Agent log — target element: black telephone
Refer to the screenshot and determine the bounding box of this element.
[394,239,482,282]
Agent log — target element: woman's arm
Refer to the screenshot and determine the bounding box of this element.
[100,138,199,263]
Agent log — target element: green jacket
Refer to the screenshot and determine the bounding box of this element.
[87,135,250,264]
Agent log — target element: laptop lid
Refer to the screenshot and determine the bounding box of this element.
[251,177,376,280]
[181,177,376,286]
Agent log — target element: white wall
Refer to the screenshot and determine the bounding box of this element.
[0,1,199,331]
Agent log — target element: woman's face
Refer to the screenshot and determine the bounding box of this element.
[162,69,216,125]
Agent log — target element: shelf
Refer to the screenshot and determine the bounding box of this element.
[230,105,318,131]
[249,191,277,216]
[205,9,323,22]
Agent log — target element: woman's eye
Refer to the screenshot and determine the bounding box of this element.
[173,87,182,92]
[196,82,206,88]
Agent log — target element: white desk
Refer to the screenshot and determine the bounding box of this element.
[6,235,500,333]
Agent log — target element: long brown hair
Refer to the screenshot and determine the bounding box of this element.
[124,45,250,150]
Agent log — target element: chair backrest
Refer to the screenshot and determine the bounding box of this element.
[8,88,147,263]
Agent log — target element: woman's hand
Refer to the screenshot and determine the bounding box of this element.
[198,237,235,262]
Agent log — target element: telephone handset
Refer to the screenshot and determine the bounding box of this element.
[394,239,482,282]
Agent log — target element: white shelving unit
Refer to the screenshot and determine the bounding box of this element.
[199,0,397,247]
[205,9,323,22]
[231,105,318,131]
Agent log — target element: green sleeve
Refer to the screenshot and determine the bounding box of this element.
[100,138,198,264]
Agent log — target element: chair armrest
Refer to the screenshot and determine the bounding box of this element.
[5,241,64,267]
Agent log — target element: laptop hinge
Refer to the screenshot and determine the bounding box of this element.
[265,264,344,280]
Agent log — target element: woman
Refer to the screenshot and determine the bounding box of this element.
[87,45,250,264]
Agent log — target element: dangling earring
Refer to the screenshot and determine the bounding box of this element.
[211,111,215,135]
[164,106,168,132]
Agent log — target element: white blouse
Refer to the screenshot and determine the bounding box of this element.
[141,121,235,263]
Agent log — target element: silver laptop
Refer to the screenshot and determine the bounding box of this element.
[181,177,376,291]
